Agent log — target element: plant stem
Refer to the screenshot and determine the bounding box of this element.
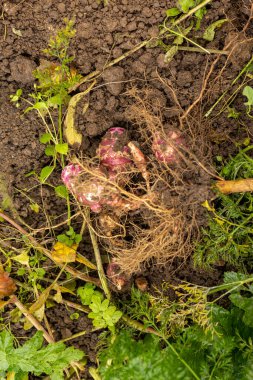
[58,330,87,343]
[84,210,111,300]
[177,46,228,55]
[163,337,201,380]
[11,296,54,343]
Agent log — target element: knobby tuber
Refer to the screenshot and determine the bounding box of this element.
[0,272,16,299]
[152,130,185,164]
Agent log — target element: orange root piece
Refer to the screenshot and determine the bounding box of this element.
[215,178,253,194]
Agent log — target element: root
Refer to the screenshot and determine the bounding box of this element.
[105,210,195,274]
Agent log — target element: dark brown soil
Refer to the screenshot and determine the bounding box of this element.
[1,0,253,377]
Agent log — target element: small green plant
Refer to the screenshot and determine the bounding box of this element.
[124,285,212,338]
[157,1,227,63]
[243,85,253,117]
[0,330,84,379]
[57,226,82,247]
[78,283,122,333]
[194,146,253,269]
[10,19,81,183]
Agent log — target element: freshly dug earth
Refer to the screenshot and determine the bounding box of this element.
[0,0,253,375]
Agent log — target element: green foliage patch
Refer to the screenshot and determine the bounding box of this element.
[0,330,84,380]
[194,146,253,269]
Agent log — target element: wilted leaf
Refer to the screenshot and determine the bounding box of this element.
[12,27,22,36]
[64,81,96,147]
[12,251,30,267]
[203,19,227,41]
[51,241,77,263]
[201,200,215,212]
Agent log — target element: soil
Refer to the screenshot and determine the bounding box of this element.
[0,0,253,378]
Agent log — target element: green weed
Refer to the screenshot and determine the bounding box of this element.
[0,329,84,379]
[10,19,81,183]
[194,146,253,269]
[97,272,253,380]
[157,0,227,63]
[78,283,122,333]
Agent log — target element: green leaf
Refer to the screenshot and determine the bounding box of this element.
[39,133,52,144]
[203,19,227,41]
[178,0,195,13]
[47,94,65,107]
[166,7,181,17]
[77,283,96,306]
[229,293,253,327]
[44,145,55,157]
[224,271,249,284]
[33,101,48,110]
[39,166,54,182]
[74,234,82,244]
[1,330,84,377]
[243,86,253,107]
[55,185,68,199]
[55,143,69,155]
[100,299,110,312]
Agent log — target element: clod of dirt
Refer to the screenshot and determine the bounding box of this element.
[102,67,125,95]
[10,56,36,84]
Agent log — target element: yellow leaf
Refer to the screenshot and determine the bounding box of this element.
[52,242,77,263]
[64,80,96,147]
[0,299,11,309]
[76,253,97,270]
[201,200,215,212]
[52,283,63,303]
[12,251,30,267]
[24,304,45,330]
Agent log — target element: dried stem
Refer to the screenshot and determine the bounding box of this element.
[83,210,111,300]
[11,296,54,343]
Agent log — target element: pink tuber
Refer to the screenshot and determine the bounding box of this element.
[61,163,141,213]
[62,163,123,213]
[97,127,132,175]
[106,261,129,290]
[152,130,185,164]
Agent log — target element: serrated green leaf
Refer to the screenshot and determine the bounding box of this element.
[55,143,68,155]
[77,283,96,306]
[100,299,110,312]
[166,7,181,17]
[55,185,68,199]
[203,19,227,41]
[39,166,54,182]
[1,330,84,377]
[39,133,52,144]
